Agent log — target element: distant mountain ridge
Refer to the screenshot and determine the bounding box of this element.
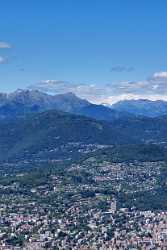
[0,89,90,119]
[0,89,133,121]
[0,89,167,120]
[112,99,167,117]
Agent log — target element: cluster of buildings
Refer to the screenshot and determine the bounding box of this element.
[0,157,165,249]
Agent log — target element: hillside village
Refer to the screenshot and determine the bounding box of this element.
[0,153,166,249]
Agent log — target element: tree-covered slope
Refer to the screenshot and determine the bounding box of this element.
[1,110,167,162]
[0,110,135,162]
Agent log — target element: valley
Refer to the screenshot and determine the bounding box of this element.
[0,90,167,249]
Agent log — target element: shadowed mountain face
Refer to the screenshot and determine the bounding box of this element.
[112,99,167,117]
[0,89,132,121]
[0,90,89,119]
[76,104,133,121]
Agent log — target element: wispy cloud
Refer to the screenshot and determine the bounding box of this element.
[0,41,11,49]
[29,80,112,103]
[28,71,167,104]
[110,65,135,72]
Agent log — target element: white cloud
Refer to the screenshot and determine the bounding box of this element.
[28,71,167,104]
[152,71,167,79]
[0,42,11,49]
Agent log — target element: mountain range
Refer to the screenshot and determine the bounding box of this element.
[0,89,132,121]
[0,89,167,162]
[0,89,166,120]
[111,99,167,117]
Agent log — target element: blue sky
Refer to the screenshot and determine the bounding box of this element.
[1,0,167,103]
